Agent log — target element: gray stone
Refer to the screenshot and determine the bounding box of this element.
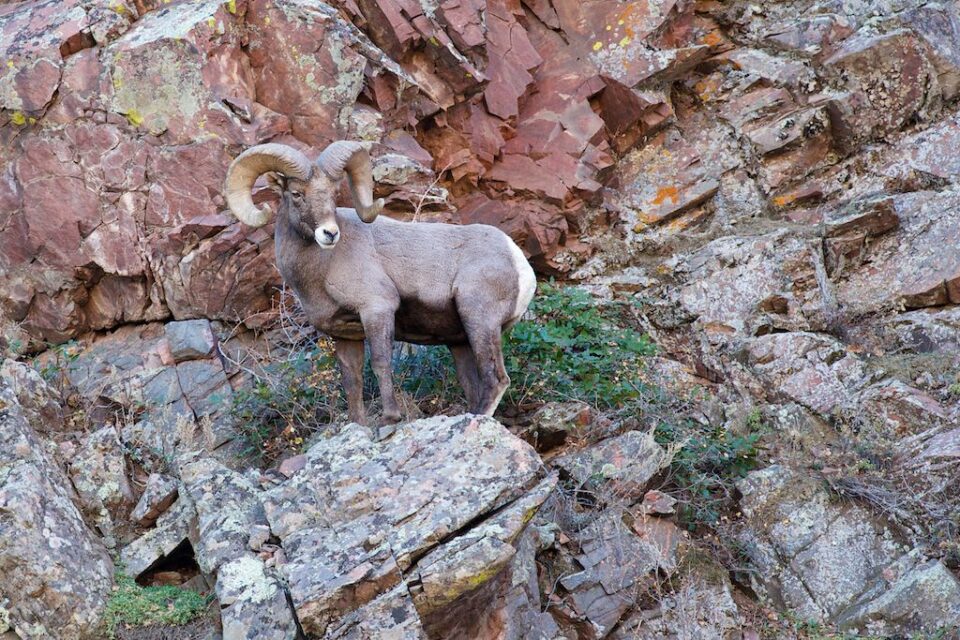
[559,512,681,636]
[69,425,135,537]
[120,492,197,579]
[179,457,268,575]
[675,232,826,339]
[0,379,113,639]
[553,430,667,502]
[262,414,550,638]
[176,359,233,419]
[610,563,740,640]
[836,551,960,636]
[523,401,592,451]
[745,333,871,417]
[130,472,179,526]
[0,359,63,434]
[164,319,217,362]
[324,585,426,640]
[737,466,908,623]
[217,556,298,640]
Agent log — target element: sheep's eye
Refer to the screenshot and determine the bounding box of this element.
[290,190,304,201]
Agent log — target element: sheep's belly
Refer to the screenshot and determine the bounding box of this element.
[394,301,468,345]
[320,305,468,345]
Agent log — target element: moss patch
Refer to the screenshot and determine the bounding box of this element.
[104,572,209,639]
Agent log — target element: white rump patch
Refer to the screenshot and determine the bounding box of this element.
[507,238,536,320]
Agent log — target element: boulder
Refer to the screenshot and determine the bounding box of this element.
[836,551,960,636]
[0,376,113,639]
[835,190,960,314]
[823,29,937,151]
[553,430,668,502]
[745,333,872,418]
[120,490,197,579]
[130,472,179,527]
[164,319,217,363]
[262,414,554,638]
[676,233,826,338]
[557,511,683,636]
[0,358,62,433]
[736,465,915,623]
[68,425,135,539]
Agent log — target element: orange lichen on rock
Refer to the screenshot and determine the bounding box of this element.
[651,185,680,205]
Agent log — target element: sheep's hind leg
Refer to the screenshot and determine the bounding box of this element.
[362,308,403,424]
[334,339,366,425]
[449,344,481,413]
[464,324,510,416]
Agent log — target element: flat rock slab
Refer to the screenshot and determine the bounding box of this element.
[553,430,668,502]
[263,414,546,637]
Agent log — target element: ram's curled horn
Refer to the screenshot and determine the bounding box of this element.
[316,140,385,223]
[224,144,313,227]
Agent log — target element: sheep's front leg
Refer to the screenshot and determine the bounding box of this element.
[334,339,366,425]
[361,307,402,424]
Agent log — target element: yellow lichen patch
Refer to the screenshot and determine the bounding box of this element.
[619,36,631,47]
[772,193,797,207]
[10,111,26,126]
[207,16,216,28]
[5,60,13,69]
[592,41,603,51]
[226,0,237,14]
[112,2,126,14]
[125,109,144,127]
[28,116,36,125]
[637,210,660,225]
[651,185,680,206]
[605,25,612,31]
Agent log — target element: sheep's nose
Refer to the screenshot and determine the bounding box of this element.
[323,229,339,241]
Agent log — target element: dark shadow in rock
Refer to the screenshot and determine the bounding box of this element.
[136,539,201,588]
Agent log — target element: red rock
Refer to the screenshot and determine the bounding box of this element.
[899,3,960,100]
[823,30,935,152]
[615,129,720,226]
[246,0,369,146]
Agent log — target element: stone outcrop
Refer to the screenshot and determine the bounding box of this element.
[737,465,960,635]
[0,366,113,639]
[263,414,554,637]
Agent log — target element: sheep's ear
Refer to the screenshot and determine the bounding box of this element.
[265,172,286,194]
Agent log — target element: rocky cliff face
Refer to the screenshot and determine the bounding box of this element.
[2,0,960,638]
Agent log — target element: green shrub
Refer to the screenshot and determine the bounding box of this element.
[504,282,656,408]
[104,572,209,638]
[657,416,764,529]
[230,338,342,462]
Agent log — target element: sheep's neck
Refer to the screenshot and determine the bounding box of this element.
[274,206,333,294]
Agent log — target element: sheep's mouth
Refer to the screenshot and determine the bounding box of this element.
[314,227,340,249]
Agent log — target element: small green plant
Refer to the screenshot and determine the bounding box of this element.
[657,417,764,529]
[504,282,656,408]
[230,338,342,463]
[104,572,209,638]
[31,339,81,389]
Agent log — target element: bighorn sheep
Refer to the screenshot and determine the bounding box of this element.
[224,141,536,425]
